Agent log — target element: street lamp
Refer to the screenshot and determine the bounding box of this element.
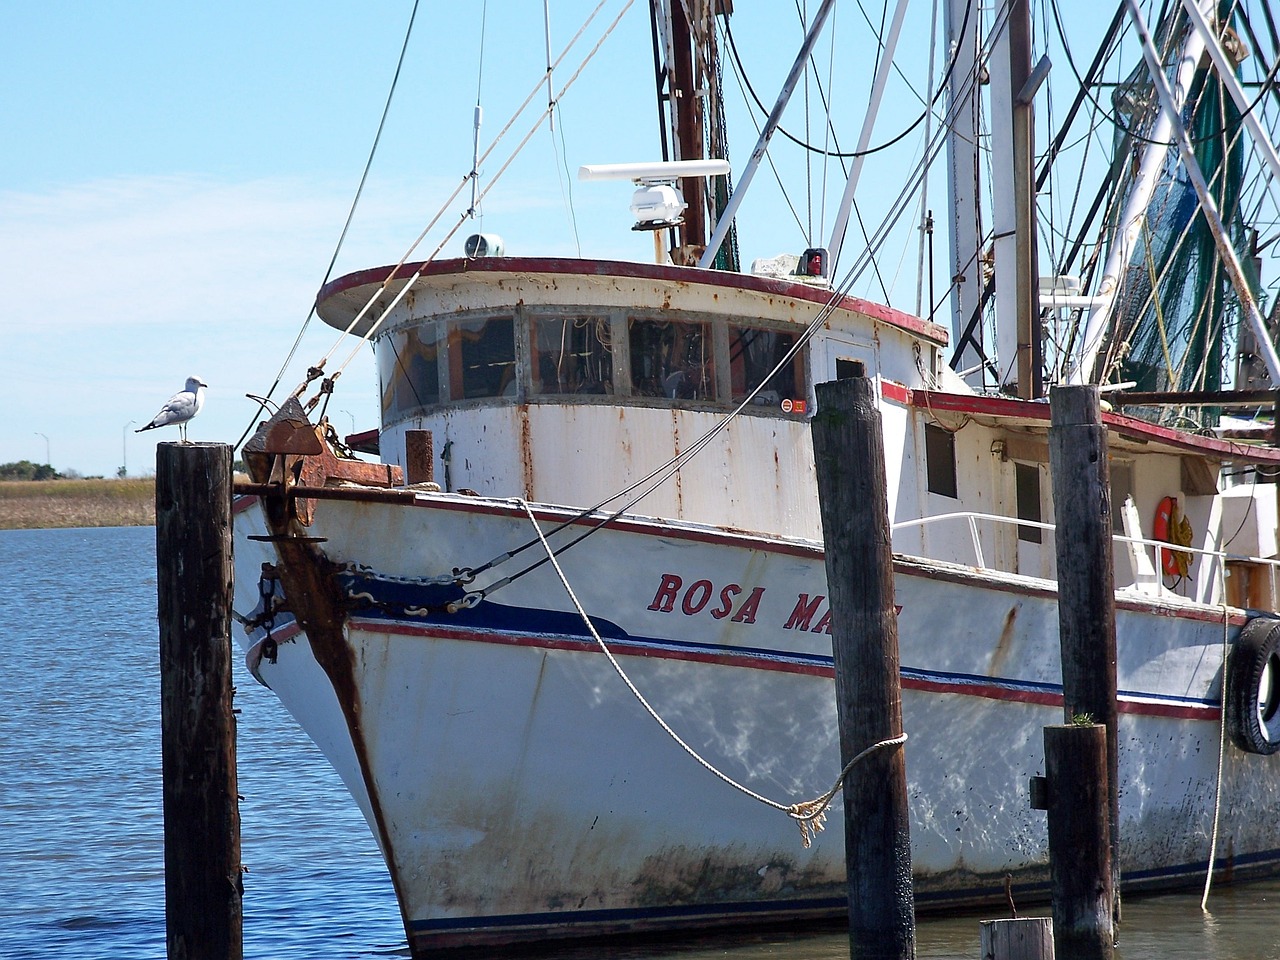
[122,421,136,477]
[35,432,49,466]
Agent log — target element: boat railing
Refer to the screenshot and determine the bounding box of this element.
[891,510,1280,604]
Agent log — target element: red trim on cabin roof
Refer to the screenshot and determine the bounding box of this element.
[910,389,1280,464]
[880,380,911,404]
[315,256,949,345]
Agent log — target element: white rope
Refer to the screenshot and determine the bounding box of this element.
[1201,562,1231,911]
[515,497,907,847]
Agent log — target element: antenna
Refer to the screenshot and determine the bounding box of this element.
[579,160,731,235]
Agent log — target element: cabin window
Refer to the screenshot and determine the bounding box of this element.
[380,326,440,416]
[729,324,804,409]
[836,357,865,380]
[629,317,715,401]
[925,423,958,498]
[530,316,613,395]
[1016,462,1042,543]
[447,316,515,400]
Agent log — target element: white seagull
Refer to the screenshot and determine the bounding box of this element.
[137,376,207,442]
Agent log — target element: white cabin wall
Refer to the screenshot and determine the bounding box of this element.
[883,398,916,533]
[1183,488,1223,605]
[362,264,949,547]
[379,407,826,540]
[1220,486,1279,559]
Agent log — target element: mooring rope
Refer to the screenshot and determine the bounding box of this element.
[515,497,907,847]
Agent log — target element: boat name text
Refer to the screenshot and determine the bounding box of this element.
[646,573,836,633]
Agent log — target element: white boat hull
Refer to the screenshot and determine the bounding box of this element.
[233,491,1280,952]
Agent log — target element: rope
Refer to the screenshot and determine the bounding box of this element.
[1201,563,1232,910]
[516,497,907,847]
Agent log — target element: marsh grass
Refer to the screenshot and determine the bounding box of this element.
[0,478,156,529]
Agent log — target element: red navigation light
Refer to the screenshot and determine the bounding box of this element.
[801,247,828,278]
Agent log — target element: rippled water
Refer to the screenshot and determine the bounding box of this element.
[2,526,1278,959]
[0,526,403,959]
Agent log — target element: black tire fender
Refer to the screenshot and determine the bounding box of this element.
[1226,616,1280,756]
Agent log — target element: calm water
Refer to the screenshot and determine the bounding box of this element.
[2,525,1279,959]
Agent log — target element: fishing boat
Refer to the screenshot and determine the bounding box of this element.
[232,0,1280,952]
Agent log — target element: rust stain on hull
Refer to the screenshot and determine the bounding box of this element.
[244,417,411,931]
[987,604,1020,676]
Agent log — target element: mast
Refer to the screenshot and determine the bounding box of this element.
[652,1,734,266]
[989,7,1019,392]
[1009,0,1042,398]
[670,2,707,252]
[944,0,986,386]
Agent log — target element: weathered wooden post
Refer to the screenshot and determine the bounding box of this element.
[1046,384,1117,958]
[1042,724,1112,960]
[812,370,915,960]
[981,917,1055,960]
[157,442,242,960]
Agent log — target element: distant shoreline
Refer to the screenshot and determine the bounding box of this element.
[0,478,156,529]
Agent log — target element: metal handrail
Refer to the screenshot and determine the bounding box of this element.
[891,510,1280,602]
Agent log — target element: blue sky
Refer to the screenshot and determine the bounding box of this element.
[0,1,1163,475]
[1,1,661,475]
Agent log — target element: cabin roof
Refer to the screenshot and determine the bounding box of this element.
[315,256,949,345]
[911,389,1280,465]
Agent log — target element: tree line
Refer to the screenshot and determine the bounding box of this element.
[0,461,62,481]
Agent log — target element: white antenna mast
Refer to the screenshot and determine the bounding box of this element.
[544,0,555,131]
[469,1,489,219]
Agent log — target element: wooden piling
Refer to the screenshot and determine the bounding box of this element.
[157,442,242,960]
[981,918,1055,960]
[812,372,915,960]
[1047,385,1120,907]
[1043,725,1113,960]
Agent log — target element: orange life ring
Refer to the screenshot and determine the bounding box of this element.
[1153,495,1193,578]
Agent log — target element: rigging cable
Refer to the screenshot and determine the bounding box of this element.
[544,0,584,255]
[232,0,422,453]
[1048,0,1280,148]
[297,0,628,401]
[721,0,973,160]
[455,68,984,597]
[410,2,1008,596]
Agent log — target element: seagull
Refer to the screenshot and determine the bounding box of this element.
[136,376,207,442]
